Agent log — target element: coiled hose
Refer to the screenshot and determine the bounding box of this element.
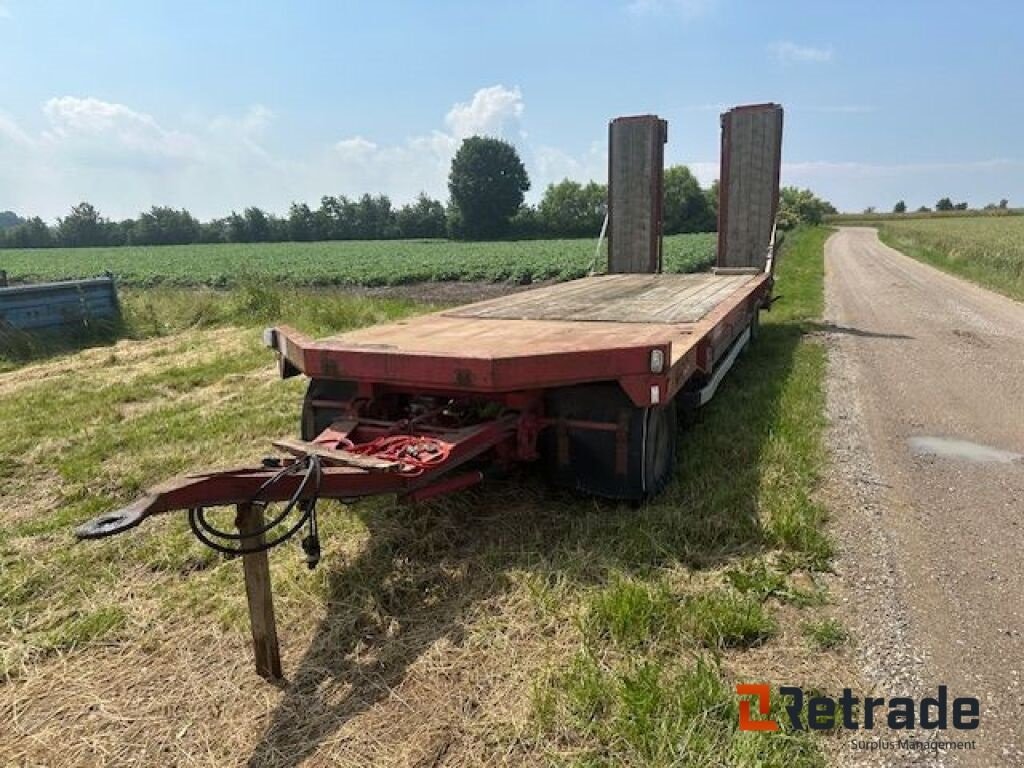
[187,454,322,563]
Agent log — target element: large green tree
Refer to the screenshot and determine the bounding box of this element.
[448,136,530,239]
[663,165,714,234]
[57,202,106,247]
[538,179,606,238]
[776,187,836,229]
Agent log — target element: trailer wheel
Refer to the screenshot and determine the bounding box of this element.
[541,384,677,501]
[301,379,358,440]
[642,400,678,497]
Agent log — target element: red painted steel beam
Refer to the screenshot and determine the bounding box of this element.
[75,416,518,539]
[270,325,671,405]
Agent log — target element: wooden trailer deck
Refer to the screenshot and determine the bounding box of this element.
[273,271,770,407]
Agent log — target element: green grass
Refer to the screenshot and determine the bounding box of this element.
[0,282,427,370]
[802,618,848,651]
[826,207,1023,226]
[0,228,840,765]
[875,215,1024,301]
[530,227,835,766]
[0,233,716,287]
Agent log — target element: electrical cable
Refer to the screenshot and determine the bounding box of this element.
[187,454,322,558]
[186,434,449,561]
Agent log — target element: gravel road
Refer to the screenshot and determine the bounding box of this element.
[825,227,1024,767]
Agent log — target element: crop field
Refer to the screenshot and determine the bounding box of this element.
[0,233,716,287]
[876,215,1024,301]
[0,229,850,766]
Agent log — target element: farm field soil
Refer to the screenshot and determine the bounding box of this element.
[1,229,851,767]
[0,233,716,288]
[874,215,1024,301]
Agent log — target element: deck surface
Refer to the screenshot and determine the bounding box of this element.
[318,273,764,364]
[445,273,752,324]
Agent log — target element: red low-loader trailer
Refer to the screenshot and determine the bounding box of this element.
[75,268,772,536]
[74,106,784,678]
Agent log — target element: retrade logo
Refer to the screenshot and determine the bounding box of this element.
[736,684,980,732]
[736,684,778,731]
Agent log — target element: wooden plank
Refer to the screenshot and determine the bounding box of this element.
[717,104,783,271]
[446,274,756,325]
[235,503,283,681]
[272,437,401,472]
[317,274,769,365]
[608,116,667,274]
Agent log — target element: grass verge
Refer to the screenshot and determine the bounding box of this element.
[876,217,1024,302]
[527,226,834,766]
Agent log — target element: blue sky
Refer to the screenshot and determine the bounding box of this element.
[1,0,1021,220]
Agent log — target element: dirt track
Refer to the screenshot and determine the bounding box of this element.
[825,227,1024,765]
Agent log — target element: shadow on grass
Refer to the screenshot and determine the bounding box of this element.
[244,317,809,766]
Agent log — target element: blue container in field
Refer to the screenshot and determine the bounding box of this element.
[0,276,120,332]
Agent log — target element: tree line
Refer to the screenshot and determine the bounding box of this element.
[0,136,831,249]
[872,198,1010,215]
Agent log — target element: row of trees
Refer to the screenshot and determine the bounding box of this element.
[1,135,823,249]
[881,198,1010,215]
[0,195,449,250]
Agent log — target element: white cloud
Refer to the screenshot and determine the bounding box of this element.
[324,85,539,204]
[0,96,287,219]
[0,112,33,146]
[0,85,555,220]
[444,85,524,140]
[533,143,605,188]
[334,136,378,155]
[769,41,834,62]
[41,96,201,166]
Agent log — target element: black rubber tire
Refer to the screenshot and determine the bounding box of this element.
[642,400,678,498]
[541,383,677,501]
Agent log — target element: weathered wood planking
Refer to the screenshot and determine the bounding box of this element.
[607,116,668,274]
[447,273,753,324]
[272,438,401,472]
[717,104,783,271]
[303,271,770,384]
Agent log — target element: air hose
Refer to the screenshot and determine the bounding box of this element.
[187,454,323,568]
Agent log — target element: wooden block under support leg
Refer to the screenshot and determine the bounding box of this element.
[235,502,283,680]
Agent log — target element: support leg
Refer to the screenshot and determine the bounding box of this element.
[235,502,283,680]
